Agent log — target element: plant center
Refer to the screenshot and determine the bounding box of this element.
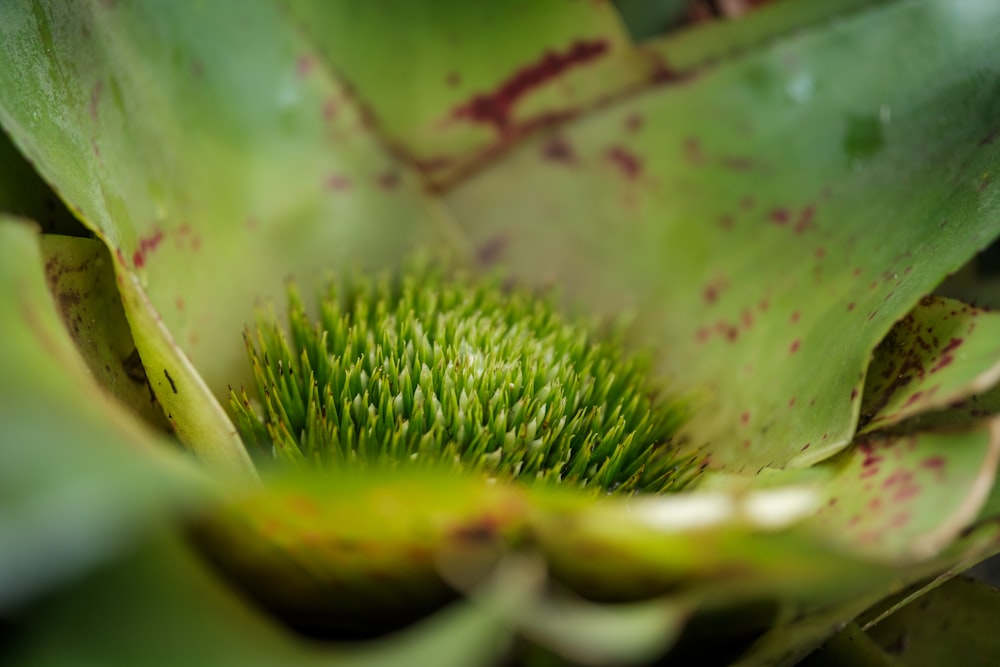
[230,265,687,493]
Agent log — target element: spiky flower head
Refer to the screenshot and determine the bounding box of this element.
[230,263,688,494]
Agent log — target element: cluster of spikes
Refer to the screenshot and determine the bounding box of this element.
[230,262,690,494]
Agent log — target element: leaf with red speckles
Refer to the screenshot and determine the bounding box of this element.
[0,1,443,472]
[283,0,651,187]
[805,423,1000,562]
[39,234,171,432]
[864,576,1000,667]
[446,0,1000,471]
[0,218,198,610]
[859,297,1000,435]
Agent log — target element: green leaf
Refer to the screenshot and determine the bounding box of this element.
[445,0,1000,470]
[864,576,1000,666]
[860,297,1000,434]
[0,1,448,470]
[804,423,1000,561]
[6,533,517,667]
[799,622,901,667]
[285,0,650,186]
[39,234,170,430]
[0,217,199,609]
[642,0,894,73]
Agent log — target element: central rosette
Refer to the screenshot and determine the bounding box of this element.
[231,263,686,493]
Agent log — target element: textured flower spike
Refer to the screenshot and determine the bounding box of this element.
[230,262,690,494]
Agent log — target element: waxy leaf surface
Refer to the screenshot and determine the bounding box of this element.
[446,0,1000,470]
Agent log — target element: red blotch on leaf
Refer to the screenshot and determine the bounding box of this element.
[770,208,790,225]
[683,137,704,166]
[296,55,315,78]
[606,146,642,179]
[624,112,643,133]
[542,136,577,163]
[789,339,801,354]
[452,39,608,132]
[793,205,816,234]
[326,174,353,191]
[89,80,103,123]
[377,171,401,189]
[132,229,165,268]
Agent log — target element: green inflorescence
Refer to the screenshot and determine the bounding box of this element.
[230,264,690,494]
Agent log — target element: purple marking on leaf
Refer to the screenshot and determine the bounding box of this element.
[132,229,165,269]
[721,156,754,171]
[542,136,577,163]
[323,98,338,122]
[451,39,608,132]
[296,55,315,78]
[624,112,643,133]
[770,208,790,225]
[377,171,400,189]
[606,146,642,179]
[326,174,352,191]
[683,137,704,165]
[793,205,816,234]
[89,80,103,123]
[851,388,859,400]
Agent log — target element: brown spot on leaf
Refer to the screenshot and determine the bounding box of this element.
[770,208,790,225]
[606,146,642,179]
[789,339,800,354]
[296,55,315,77]
[326,174,352,191]
[542,135,576,163]
[89,80,103,123]
[476,235,508,266]
[624,112,643,133]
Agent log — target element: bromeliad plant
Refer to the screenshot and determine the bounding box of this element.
[5,0,1000,664]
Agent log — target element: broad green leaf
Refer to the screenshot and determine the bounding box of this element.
[445,0,1000,471]
[39,234,170,430]
[643,0,894,73]
[0,217,198,609]
[6,533,518,667]
[864,576,1000,666]
[859,297,1000,434]
[734,521,1000,666]
[0,0,448,469]
[191,468,528,633]
[804,423,1000,561]
[799,623,900,667]
[285,0,650,186]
